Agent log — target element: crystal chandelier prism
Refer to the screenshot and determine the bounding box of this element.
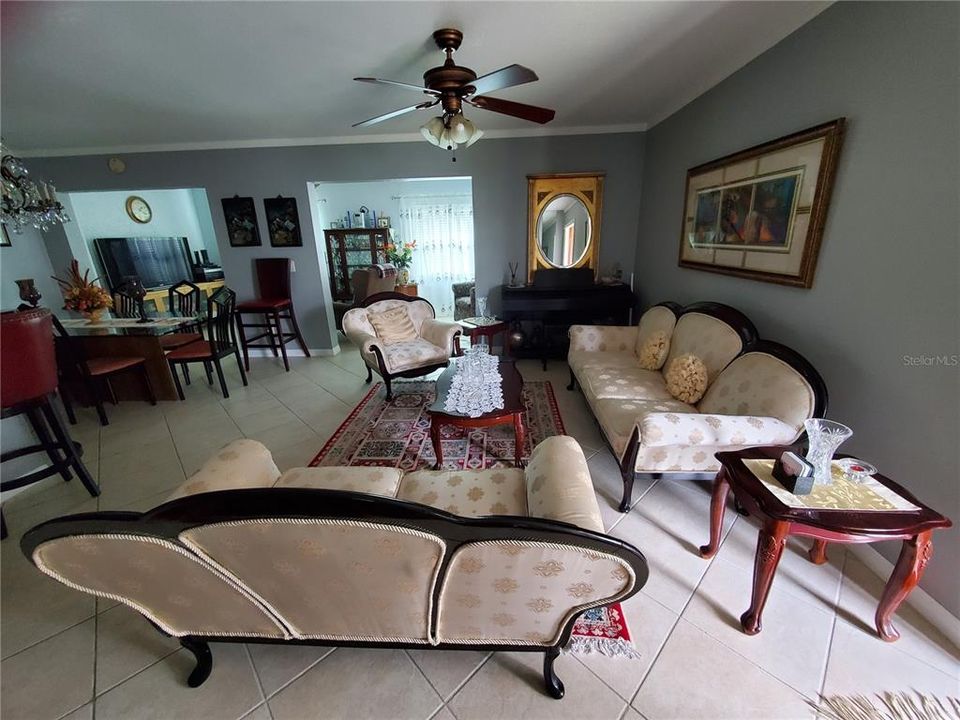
[1,147,70,233]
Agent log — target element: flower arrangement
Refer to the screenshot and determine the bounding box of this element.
[52,259,112,321]
[385,240,416,270]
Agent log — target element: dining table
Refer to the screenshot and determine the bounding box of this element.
[57,314,203,402]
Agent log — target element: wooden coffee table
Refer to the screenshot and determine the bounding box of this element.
[427,359,526,469]
[699,446,952,641]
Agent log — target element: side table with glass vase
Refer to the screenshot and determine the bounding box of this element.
[459,297,509,355]
[699,440,952,641]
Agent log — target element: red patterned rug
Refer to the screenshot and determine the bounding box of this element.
[309,379,637,658]
[309,380,565,470]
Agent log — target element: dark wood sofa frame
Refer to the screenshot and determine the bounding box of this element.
[567,301,829,512]
[21,488,649,700]
[356,292,463,401]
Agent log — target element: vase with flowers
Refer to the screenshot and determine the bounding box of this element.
[52,259,113,323]
[385,240,416,286]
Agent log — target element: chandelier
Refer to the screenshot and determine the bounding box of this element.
[1,148,70,232]
[420,113,483,152]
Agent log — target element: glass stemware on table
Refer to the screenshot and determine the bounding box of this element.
[444,339,504,417]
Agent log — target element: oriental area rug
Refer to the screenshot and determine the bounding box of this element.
[309,379,639,658]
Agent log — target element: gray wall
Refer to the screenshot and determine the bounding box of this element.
[634,2,959,615]
[31,132,645,349]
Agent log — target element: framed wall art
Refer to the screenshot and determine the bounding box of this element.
[221,196,262,247]
[264,195,303,247]
[678,118,845,288]
[1,224,11,247]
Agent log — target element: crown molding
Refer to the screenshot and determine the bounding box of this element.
[16,122,648,158]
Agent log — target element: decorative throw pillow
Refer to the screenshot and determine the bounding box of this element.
[367,305,417,344]
[664,353,709,404]
[638,330,671,370]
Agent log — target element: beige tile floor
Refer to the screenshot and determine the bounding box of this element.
[2,348,958,720]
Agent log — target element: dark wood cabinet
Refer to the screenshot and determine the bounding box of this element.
[323,229,390,302]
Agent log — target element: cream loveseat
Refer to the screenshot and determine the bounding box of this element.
[568,302,827,512]
[22,437,648,700]
[342,291,462,400]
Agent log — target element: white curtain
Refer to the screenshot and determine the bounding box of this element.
[398,194,474,318]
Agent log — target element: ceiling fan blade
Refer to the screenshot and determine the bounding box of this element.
[469,96,555,124]
[352,100,437,128]
[466,64,539,97]
[354,77,439,95]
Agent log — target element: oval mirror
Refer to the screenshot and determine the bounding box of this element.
[536,194,593,268]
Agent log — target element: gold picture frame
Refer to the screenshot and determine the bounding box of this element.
[678,118,845,288]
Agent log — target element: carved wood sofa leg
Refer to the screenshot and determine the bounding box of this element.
[566,367,577,391]
[543,646,565,699]
[383,375,393,401]
[180,637,212,688]
[618,427,642,513]
[365,365,373,383]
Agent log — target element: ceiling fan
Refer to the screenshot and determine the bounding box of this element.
[353,28,556,151]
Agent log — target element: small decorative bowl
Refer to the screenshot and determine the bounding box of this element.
[836,458,877,483]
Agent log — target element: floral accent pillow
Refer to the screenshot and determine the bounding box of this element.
[638,330,671,370]
[368,306,417,344]
[664,353,709,404]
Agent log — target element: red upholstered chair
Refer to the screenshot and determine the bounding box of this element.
[52,316,157,427]
[167,287,248,399]
[1,309,99,538]
[235,258,309,372]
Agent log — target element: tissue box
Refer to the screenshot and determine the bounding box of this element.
[772,451,815,495]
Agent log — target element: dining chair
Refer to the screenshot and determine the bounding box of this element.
[166,287,248,399]
[112,282,140,319]
[52,316,157,426]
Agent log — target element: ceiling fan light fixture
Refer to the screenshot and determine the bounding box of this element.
[420,116,444,146]
[464,127,484,148]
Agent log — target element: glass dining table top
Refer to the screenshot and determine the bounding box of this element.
[56,313,201,337]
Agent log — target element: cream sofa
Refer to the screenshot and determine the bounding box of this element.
[568,302,828,512]
[23,437,647,700]
[342,291,462,400]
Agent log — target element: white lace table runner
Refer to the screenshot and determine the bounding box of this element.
[443,353,504,417]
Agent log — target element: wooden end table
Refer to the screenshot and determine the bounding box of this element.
[700,446,952,642]
[426,359,526,469]
[459,317,510,356]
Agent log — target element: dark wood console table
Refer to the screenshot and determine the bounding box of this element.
[501,269,635,367]
[700,446,952,642]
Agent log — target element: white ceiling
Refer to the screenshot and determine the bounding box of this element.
[1,1,830,155]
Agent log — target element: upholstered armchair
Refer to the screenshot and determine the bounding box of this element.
[333,264,398,331]
[452,281,475,321]
[342,292,462,400]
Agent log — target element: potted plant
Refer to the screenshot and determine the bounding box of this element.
[52,259,113,323]
[385,240,416,286]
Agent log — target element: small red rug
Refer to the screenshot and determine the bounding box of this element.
[568,603,640,659]
[309,380,565,470]
[309,379,637,658]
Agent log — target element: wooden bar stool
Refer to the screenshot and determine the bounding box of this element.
[235,258,310,372]
[1,309,98,539]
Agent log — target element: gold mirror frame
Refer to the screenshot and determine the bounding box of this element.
[527,173,604,281]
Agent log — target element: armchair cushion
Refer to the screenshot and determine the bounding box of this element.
[368,305,417,344]
[379,339,449,373]
[524,436,603,533]
[399,469,527,517]
[640,412,799,448]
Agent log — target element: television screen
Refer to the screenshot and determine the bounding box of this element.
[94,236,193,290]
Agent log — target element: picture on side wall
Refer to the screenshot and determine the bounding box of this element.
[221,196,262,247]
[1,224,11,247]
[679,118,845,288]
[264,195,303,247]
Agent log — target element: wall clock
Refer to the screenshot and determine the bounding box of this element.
[126,195,152,224]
